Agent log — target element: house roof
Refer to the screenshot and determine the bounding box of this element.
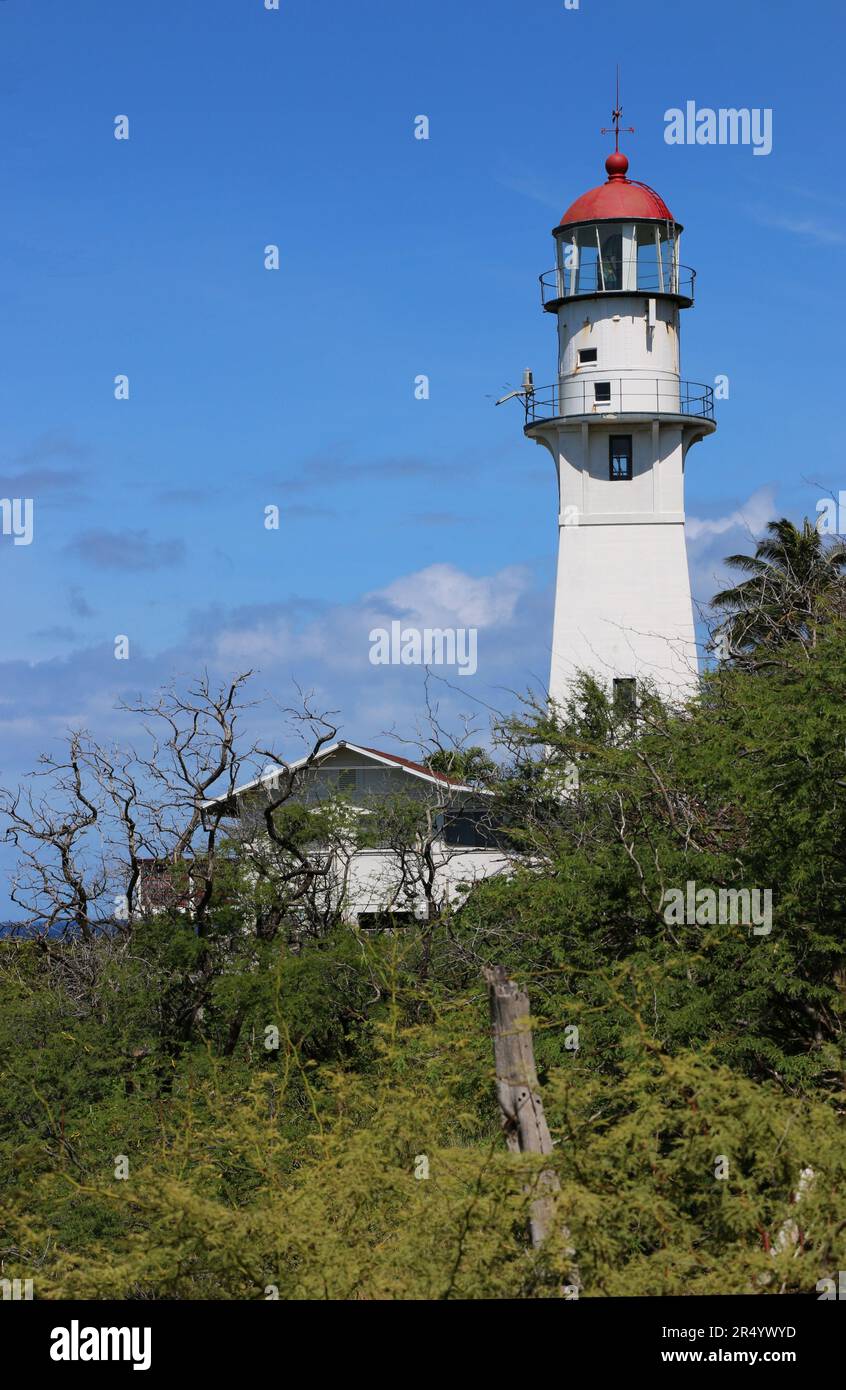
[357,745,466,786]
[202,740,476,810]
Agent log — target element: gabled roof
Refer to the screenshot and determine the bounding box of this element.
[202,740,476,809]
[357,745,466,786]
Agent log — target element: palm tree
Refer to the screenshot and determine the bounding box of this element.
[424,745,497,786]
[711,517,846,656]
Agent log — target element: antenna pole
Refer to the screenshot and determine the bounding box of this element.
[601,65,635,152]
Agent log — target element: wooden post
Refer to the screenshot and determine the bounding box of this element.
[485,964,560,1248]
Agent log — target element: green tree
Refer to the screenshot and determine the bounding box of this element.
[425,746,497,786]
[3,525,846,1301]
[448,621,846,1093]
[712,517,846,657]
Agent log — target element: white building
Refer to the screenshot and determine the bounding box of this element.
[519,135,716,708]
[207,741,511,928]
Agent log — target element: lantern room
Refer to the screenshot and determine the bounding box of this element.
[540,152,694,308]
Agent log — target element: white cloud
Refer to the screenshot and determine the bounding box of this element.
[686,486,775,542]
[686,487,777,613]
[209,563,537,680]
[366,563,531,629]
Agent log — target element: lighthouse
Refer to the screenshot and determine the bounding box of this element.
[519,109,716,710]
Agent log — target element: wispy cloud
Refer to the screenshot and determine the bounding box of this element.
[10,431,90,469]
[156,487,214,506]
[68,585,95,618]
[686,486,775,542]
[276,451,449,495]
[66,529,186,571]
[31,625,80,643]
[751,179,846,211]
[0,466,85,495]
[746,206,846,245]
[411,511,469,527]
[285,503,338,519]
[0,432,90,505]
[497,174,562,212]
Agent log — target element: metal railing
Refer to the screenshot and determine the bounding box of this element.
[522,377,715,425]
[540,261,696,306]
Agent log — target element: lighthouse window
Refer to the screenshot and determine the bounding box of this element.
[599,229,624,291]
[573,233,600,294]
[594,381,612,405]
[609,435,633,481]
[613,677,637,717]
[578,348,598,365]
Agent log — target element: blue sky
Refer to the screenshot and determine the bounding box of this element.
[1,0,844,910]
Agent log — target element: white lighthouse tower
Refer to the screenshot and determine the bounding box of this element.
[520,109,715,710]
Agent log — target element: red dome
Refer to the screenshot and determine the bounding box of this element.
[557,152,675,228]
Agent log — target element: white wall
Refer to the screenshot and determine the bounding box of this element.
[554,421,687,521]
[328,845,513,923]
[548,511,699,703]
[532,413,705,707]
[556,294,682,416]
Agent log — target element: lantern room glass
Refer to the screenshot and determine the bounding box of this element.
[561,223,679,296]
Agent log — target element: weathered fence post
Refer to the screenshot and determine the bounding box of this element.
[484,964,560,1248]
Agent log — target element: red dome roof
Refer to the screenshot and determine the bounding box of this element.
[558,153,675,228]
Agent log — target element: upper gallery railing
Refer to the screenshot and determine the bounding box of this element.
[522,378,715,424]
[540,260,696,305]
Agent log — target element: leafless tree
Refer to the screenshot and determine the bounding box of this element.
[0,672,342,944]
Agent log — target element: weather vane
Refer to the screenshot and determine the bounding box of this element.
[601,66,635,152]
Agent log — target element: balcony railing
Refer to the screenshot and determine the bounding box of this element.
[522,378,715,425]
[540,261,696,306]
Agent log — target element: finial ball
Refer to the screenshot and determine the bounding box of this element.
[605,151,629,179]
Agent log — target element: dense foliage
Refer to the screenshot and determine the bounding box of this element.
[1,520,845,1299]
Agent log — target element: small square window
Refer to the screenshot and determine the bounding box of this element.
[578,348,598,365]
[609,435,633,481]
[594,381,611,404]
